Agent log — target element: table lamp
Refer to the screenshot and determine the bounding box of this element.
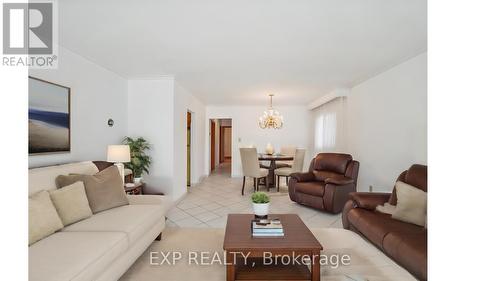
[107,145,131,183]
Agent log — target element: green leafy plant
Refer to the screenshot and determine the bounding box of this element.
[122,137,151,178]
[251,192,270,204]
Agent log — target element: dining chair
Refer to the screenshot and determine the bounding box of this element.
[276,145,297,168]
[275,148,305,191]
[239,147,269,195]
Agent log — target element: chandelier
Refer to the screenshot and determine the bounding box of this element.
[258,94,284,129]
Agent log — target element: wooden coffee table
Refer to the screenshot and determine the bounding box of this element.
[223,214,323,281]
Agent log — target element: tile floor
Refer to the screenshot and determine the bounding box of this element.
[166,163,343,229]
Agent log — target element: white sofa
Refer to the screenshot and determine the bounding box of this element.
[29,161,173,281]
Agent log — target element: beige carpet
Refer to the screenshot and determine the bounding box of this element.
[120,228,416,281]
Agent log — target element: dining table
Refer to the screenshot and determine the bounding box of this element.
[258,153,294,188]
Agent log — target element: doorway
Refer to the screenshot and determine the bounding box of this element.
[220,126,232,164]
[187,111,192,188]
[210,120,216,171]
[209,118,232,175]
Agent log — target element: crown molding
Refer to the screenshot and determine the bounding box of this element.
[307,88,350,110]
[127,74,175,80]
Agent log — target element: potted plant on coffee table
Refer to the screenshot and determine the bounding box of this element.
[251,192,270,218]
[122,137,152,183]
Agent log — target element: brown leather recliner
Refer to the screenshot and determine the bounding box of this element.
[342,164,427,281]
[288,153,359,214]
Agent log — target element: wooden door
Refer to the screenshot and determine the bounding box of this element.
[187,111,191,187]
[220,126,232,163]
[210,120,216,171]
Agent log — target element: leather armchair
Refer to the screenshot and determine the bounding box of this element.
[288,153,359,214]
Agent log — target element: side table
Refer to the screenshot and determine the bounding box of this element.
[124,182,144,195]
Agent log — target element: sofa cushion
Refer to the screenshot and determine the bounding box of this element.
[313,153,352,174]
[383,231,428,280]
[49,181,92,226]
[127,194,173,216]
[29,231,127,281]
[29,161,99,195]
[347,208,425,248]
[56,166,129,214]
[62,204,163,244]
[29,191,64,245]
[324,174,354,185]
[312,170,339,182]
[294,181,325,197]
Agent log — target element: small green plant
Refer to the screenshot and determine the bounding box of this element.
[122,137,152,178]
[251,192,270,204]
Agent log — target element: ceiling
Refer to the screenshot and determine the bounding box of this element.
[58,0,427,105]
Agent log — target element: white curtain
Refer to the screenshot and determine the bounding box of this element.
[312,97,347,153]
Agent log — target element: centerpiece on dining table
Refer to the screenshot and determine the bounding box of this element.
[265,143,274,155]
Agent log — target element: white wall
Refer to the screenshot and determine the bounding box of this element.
[174,84,207,192]
[127,78,206,200]
[29,46,128,168]
[206,105,312,177]
[127,78,175,196]
[347,52,427,192]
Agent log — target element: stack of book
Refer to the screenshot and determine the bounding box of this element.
[251,219,284,237]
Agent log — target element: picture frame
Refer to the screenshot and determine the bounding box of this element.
[28,76,71,155]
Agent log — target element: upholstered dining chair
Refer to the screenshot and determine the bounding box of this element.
[239,147,269,195]
[275,145,297,168]
[275,148,306,191]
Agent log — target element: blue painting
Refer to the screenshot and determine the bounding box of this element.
[29,77,70,154]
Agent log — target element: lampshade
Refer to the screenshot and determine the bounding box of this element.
[107,145,131,163]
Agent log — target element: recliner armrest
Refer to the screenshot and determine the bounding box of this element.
[349,192,391,210]
[325,175,354,185]
[290,172,315,182]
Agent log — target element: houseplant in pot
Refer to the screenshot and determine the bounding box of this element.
[122,137,152,183]
[251,192,270,218]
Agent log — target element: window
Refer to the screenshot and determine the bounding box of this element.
[314,112,336,152]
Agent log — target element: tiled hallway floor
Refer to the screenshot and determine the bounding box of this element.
[166,163,343,229]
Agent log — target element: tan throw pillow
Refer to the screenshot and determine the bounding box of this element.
[392,181,427,227]
[49,181,92,226]
[29,191,64,245]
[56,166,129,214]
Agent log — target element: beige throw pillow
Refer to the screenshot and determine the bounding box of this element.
[49,181,92,226]
[56,166,129,214]
[392,181,427,227]
[375,202,397,215]
[29,191,64,245]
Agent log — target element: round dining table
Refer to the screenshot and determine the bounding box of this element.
[258,153,294,188]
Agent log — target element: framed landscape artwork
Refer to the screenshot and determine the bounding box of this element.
[29,77,71,154]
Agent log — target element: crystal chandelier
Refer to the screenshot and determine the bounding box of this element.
[258,94,284,129]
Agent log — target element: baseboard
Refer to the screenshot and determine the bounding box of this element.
[174,192,188,205]
[196,175,207,184]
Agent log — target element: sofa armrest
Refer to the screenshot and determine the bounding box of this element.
[349,192,391,210]
[290,172,315,182]
[127,195,174,216]
[342,199,356,229]
[325,175,354,185]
